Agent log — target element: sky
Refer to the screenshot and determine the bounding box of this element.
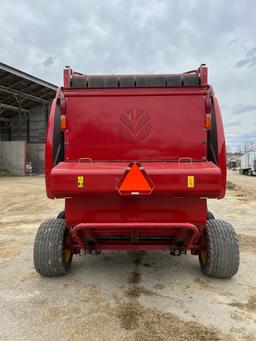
[0,0,255,150]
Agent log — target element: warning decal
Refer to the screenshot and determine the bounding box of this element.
[117,162,154,195]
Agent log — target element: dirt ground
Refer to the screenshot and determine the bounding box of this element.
[0,170,255,341]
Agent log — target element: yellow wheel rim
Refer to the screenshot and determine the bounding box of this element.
[199,233,208,264]
[64,248,72,263]
[63,233,72,263]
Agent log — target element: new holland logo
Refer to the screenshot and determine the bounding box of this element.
[119,108,151,141]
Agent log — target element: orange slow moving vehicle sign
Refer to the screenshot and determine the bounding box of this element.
[117,162,154,195]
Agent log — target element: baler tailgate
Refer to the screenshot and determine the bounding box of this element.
[64,89,207,162]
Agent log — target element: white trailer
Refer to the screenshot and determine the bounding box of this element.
[240,151,256,176]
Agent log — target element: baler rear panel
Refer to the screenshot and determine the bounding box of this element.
[64,89,207,162]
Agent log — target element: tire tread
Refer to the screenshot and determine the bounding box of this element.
[33,218,72,277]
[200,219,239,279]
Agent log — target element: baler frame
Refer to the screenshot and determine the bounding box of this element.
[70,222,203,253]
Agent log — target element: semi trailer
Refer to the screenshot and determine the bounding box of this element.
[240,151,256,176]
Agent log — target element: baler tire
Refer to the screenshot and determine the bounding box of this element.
[57,210,65,220]
[199,219,239,279]
[33,218,73,277]
[207,210,215,220]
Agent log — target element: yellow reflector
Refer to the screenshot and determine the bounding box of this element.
[187,176,194,188]
[77,176,84,188]
[205,113,212,129]
[60,115,66,130]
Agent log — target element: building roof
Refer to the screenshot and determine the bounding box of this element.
[0,62,57,119]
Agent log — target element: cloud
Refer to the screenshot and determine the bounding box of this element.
[235,56,256,68]
[227,38,239,46]
[232,104,256,115]
[235,46,256,68]
[224,120,241,128]
[43,56,56,67]
[227,128,256,144]
[246,46,256,57]
[0,0,255,147]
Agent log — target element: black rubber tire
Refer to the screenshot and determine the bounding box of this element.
[207,210,215,220]
[33,218,73,277]
[199,219,239,279]
[57,210,65,219]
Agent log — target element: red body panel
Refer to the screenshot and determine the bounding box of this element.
[50,161,221,198]
[45,65,227,252]
[212,92,226,198]
[64,88,208,161]
[45,98,56,199]
[65,196,206,225]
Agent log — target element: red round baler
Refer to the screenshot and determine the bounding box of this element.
[33,65,239,278]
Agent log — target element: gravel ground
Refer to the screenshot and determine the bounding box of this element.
[0,170,255,341]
